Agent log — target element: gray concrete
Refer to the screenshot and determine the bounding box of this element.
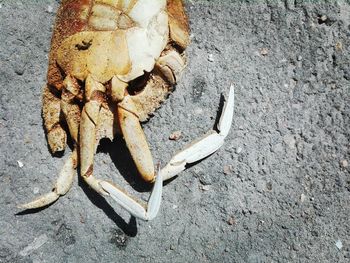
[0,0,349,262]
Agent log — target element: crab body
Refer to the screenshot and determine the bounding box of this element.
[44,0,189,183]
[20,0,235,221]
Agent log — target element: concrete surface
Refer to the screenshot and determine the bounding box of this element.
[0,0,349,262]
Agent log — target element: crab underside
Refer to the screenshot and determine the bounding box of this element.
[19,0,235,220]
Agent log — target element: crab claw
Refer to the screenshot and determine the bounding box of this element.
[161,85,235,181]
[100,166,163,221]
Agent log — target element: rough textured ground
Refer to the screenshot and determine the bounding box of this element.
[0,0,349,262]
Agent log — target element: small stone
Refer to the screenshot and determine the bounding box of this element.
[200,185,210,191]
[320,15,328,22]
[172,204,178,209]
[17,160,24,168]
[227,216,236,225]
[300,193,306,203]
[236,147,242,154]
[340,159,348,168]
[170,244,175,250]
[33,187,40,194]
[15,66,25,75]
[335,240,343,250]
[297,55,302,61]
[223,165,233,175]
[47,5,53,13]
[260,48,268,56]
[208,54,214,62]
[335,41,343,52]
[266,182,273,191]
[169,130,182,141]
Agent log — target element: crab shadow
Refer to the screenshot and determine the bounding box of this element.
[78,175,138,237]
[97,137,153,192]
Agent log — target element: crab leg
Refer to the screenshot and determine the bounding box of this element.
[18,148,77,209]
[80,76,162,220]
[42,85,67,153]
[18,80,81,210]
[161,85,235,181]
[61,75,81,144]
[100,167,162,221]
[79,75,107,193]
[118,96,155,182]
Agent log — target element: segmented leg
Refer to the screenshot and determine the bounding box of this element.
[167,0,190,50]
[156,48,186,85]
[61,75,81,143]
[161,85,235,181]
[18,77,82,209]
[118,96,155,182]
[103,85,235,220]
[80,75,162,220]
[79,75,107,194]
[18,148,77,209]
[42,85,67,153]
[100,168,162,221]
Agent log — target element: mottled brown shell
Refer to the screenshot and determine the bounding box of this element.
[47,0,189,121]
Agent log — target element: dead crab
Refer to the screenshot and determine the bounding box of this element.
[19,0,235,220]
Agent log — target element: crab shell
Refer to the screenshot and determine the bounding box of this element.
[47,0,189,121]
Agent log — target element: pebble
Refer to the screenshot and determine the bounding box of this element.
[319,15,328,22]
[33,187,40,194]
[335,240,343,250]
[223,165,233,175]
[236,147,242,154]
[17,160,24,168]
[47,5,53,13]
[266,182,273,191]
[208,54,214,62]
[169,130,182,141]
[340,159,348,168]
[260,48,269,56]
[227,216,236,225]
[335,41,343,52]
[15,66,25,75]
[200,185,210,191]
[300,193,306,203]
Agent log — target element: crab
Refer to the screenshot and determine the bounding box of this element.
[19,0,235,220]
